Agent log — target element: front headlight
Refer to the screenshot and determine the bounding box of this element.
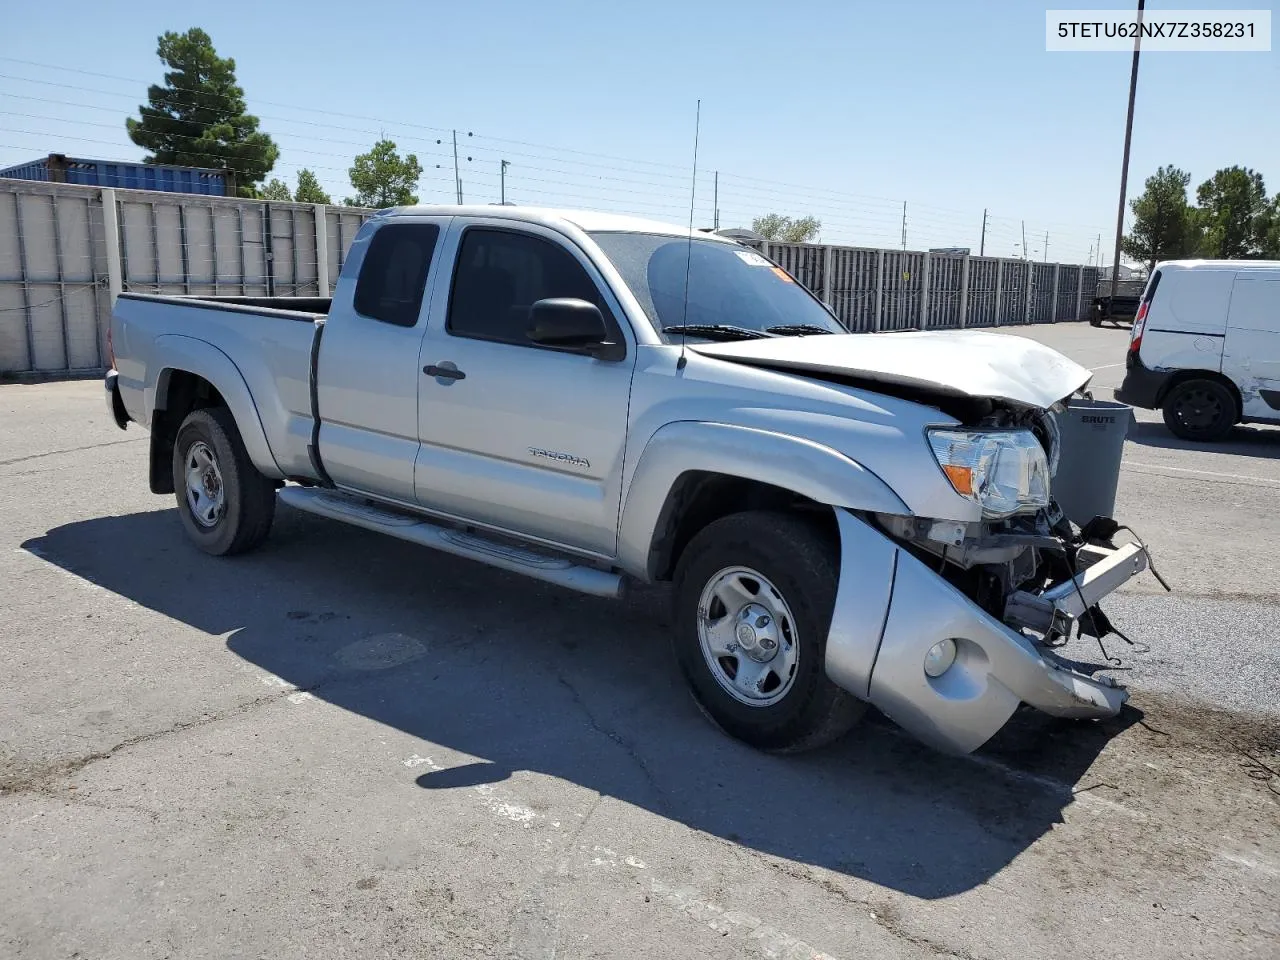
[927,428,1050,519]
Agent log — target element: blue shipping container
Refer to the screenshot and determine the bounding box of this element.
[0,154,230,196]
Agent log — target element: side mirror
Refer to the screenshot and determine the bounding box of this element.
[527,298,614,357]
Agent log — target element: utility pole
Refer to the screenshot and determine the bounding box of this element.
[713,171,720,230]
[1021,221,1028,260]
[900,201,907,250]
[979,208,988,256]
[500,159,510,204]
[1043,231,1049,263]
[452,130,462,204]
[1095,233,1102,268]
[1110,0,1145,297]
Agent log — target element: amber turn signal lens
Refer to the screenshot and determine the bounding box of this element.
[942,463,974,497]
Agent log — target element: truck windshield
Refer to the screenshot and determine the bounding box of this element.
[589,232,844,339]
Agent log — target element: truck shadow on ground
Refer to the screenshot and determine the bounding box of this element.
[1126,419,1280,459]
[24,505,1141,900]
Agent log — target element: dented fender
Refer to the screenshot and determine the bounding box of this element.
[616,421,910,579]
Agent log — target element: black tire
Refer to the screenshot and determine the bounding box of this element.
[1161,378,1237,442]
[671,511,866,753]
[171,406,276,556]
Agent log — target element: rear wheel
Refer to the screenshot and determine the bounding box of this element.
[671,511,865,753]
[171,407,276,555]
[1161,378,1236,442]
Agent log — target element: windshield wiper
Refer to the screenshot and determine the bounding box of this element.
[662,323,775,342]
[765,323,838,336]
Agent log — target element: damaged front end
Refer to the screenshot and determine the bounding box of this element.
[824,400,1161,755]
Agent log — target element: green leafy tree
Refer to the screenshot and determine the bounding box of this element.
[260,178,292,201]
[126,28,278,197]
[1120,165,1201,272]
[752,213,822,243]
[1263,194,1280,259]
[294,168,331,204]
[345,139,422,208]
[1195,166,1271,259]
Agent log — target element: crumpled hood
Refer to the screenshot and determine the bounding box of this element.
[688,329,1092,409]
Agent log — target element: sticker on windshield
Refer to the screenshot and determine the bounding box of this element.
[734,250,771,267]
[770,266,795,283]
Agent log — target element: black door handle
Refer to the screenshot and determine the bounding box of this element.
[423,364,466,381]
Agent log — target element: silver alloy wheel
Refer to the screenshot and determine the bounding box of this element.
[184,440,225,528]
[696,565,800,707]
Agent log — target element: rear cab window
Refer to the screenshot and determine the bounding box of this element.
[353,223,441,327]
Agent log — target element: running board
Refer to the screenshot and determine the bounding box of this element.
[278,487,625,599]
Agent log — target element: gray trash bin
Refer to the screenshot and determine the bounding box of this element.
[1051,397,1135,528]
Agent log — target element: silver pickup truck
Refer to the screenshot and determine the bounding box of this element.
[106,204,1152,755]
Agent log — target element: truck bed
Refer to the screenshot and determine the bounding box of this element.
[111,293,326,481]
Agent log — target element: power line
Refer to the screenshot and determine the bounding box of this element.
[0,59,1106,258]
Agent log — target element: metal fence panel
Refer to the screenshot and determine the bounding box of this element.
[0,183,108,373]
[1056,265,1079,322]
[326,208,369,291]
[927,254,964,329]
[1029,263,1055,322]
[879,251,921,330]
[1002,260,1029,324]
[966,257,1000,326]
[829,247,880,332]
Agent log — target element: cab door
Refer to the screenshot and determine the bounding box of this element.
[413,221,638,557]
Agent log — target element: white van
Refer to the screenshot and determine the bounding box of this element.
[1115,259,1280,441]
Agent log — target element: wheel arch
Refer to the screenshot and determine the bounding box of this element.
[1159,369,1243,421]
[617,421,910,582]
[147,336,281,494]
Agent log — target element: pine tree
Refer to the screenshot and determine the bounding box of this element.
[126,28,278,197]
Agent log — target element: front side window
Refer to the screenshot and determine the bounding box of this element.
[447,228,609,345]
[353,223,440,327]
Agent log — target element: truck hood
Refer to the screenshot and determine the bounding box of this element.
[688,330,1092,410]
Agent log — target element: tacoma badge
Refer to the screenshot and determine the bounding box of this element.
[528,447,590,469]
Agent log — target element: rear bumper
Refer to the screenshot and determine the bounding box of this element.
[105,370,129,430]
[1114,356,1170,410]
[825,510,1141,755]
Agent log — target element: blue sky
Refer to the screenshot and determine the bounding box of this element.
[1,0,1275,264]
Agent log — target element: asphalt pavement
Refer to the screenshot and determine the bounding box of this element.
[2,322,1277,960]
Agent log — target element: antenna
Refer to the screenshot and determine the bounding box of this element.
[677,99,701,371]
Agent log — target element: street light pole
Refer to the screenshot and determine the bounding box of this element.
[500,159,509,204]
[1110,0,1145,298]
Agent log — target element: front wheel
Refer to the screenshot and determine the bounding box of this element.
[171,406,277,555]
[1161,378,1237,442]
[671,511,866,753]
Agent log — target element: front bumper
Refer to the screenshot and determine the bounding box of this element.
[825,510,1143,755]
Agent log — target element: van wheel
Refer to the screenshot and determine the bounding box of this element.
[171,407,277,555]
[671,511,866,753]
[1162,378,1236,442]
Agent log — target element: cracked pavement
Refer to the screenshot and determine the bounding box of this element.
[2,324,1279,960]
